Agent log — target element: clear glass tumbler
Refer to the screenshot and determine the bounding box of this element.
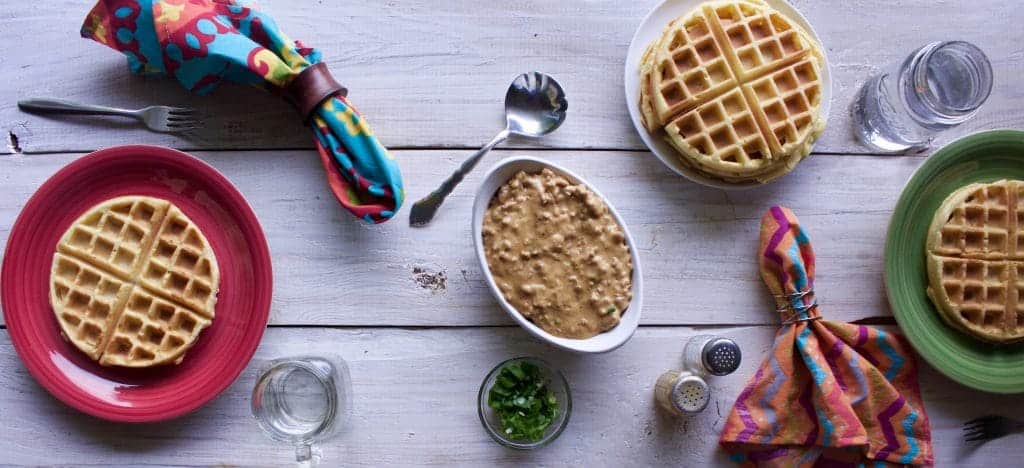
[252,356,352,466]
[852,41,992,153]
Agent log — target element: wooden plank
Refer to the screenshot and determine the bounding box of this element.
[2,149,921,326]
[0,326,1016,466]
[2,0,1021,154]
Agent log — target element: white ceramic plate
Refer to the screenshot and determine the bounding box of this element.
[623,0,833,189]
[472,157,644,354]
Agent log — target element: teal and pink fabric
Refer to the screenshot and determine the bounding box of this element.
[719,207,933,467]
[81,0,403,223]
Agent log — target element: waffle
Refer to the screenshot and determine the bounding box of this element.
[704,0,817,82]
[50,196,219,366]
[638,0,825,183]
[50,254,132,361]
[100,288,212,367]
[925,180,1024,343]
[642,7,736,130]
[663,87,775,179]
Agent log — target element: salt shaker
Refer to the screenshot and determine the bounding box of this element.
[654,370,710,416]
[683,334,742,377]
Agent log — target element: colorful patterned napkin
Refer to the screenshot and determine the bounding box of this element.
[81,0,403,223]
[719,207,933,467]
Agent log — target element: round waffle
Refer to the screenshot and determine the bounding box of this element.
[638,0,825,183]
[50,196,219,367]
[925,180,1024,343]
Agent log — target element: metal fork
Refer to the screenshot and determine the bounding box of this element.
[17,98,200,133]
[963,415,1024,442]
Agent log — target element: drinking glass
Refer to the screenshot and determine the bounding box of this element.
[252,355,352,466]
[852,41,992,153]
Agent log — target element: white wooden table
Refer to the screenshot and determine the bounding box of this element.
[1,0,1023,465]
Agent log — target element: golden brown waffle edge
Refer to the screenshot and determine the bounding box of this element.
[925,180,1024,344]
[50,196,220,367]
[637,0,826,183]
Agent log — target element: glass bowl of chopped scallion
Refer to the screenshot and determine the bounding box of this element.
[477,357,571,449]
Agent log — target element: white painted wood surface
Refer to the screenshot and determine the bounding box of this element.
[1,327,1021,467]
[1,0,1022,154]
[1,149,922,326]
[0,0,1022,466]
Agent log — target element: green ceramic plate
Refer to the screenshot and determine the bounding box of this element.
[885,130,1024,393]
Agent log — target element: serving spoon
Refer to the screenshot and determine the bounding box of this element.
[409,72,567,226]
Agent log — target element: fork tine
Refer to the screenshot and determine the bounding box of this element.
[963,428,985,438]
[964,416,994,426]
[168,107,197,114]
[167,119,202,126]
[962,421,985,431]
[964,433,992,443]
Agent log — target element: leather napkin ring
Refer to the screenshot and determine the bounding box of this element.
[283,62,348,123]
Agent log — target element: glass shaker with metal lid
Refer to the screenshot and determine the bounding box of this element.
[654,369,710,416]
[683,334,742,377]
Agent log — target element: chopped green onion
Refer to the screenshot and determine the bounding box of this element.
[487,361,560,442]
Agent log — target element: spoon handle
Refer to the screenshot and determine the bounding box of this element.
[409,129,510,226]
[442,129,510,193]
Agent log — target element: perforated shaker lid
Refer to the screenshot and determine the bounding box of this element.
[702,337,741,376]
[670,374,710,414]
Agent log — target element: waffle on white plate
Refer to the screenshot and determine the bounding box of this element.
[926,180,1024,344]
[639,0,825,183]
[50,196,219,367]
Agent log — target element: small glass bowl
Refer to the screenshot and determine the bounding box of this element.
[477,357,572,450]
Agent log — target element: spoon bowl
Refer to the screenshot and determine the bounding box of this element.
[505,72,568,137]
[409,72,567,226]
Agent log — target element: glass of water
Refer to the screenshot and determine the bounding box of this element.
[852,41,992,153]
[252,356,352,466]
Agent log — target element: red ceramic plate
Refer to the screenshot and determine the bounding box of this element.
[1,145,272,422]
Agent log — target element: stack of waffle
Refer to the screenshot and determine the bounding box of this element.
[50,196,219,367]
[926,180,1024,344]
[639,0,826,184]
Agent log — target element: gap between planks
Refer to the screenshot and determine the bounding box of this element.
[0,319,899,332]
[2,146,930,158]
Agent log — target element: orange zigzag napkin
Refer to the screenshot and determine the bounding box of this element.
[719,206,933,467]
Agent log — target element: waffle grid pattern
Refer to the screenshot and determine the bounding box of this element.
[51,197,218,366]
[639,0,823,181]
[59,199,161,278]
[928,181,1024,342]
[648,10,736,127]
[138,207,218,315]
[51,254,130,359]
[742,58,821,154]
[706,0,812,81]
[665,88,770,169]
[101,288,212,367]
[934,183,1011,259]
[936,258,1011,329]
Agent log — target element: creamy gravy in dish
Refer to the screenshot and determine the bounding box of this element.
[481,169,633,339]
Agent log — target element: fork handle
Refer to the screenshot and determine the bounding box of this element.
[18,98,137,118]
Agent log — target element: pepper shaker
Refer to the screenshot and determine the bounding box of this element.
[683,334,742,377]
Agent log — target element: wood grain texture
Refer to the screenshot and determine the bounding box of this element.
[1,0,1021,154]
[1,1,1021,465]
[0,149,924,327]
[0,326,1016,466]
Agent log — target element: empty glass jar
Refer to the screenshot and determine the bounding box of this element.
[252,355,352,466]
[852,41,993,153]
